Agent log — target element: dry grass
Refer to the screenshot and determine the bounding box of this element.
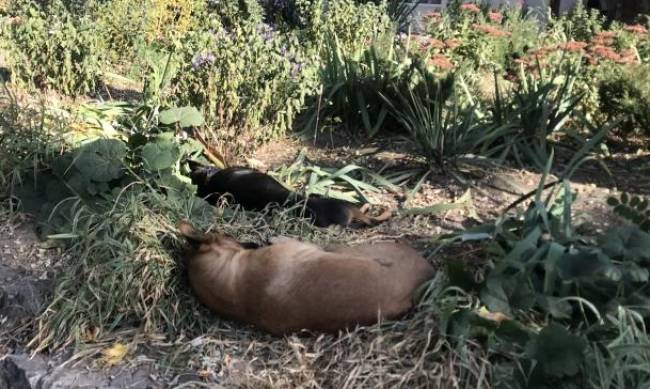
[134,276,492,389]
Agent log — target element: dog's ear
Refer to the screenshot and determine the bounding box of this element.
[177,220,210,243]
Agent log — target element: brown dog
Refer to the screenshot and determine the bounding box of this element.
[178,221,435,335]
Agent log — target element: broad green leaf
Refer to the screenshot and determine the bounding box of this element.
[159,106,205,127]
[557,251,610,281]
[526,322,585,378]
[74,139,127,183]
[600,226,650,263]
[141,139,180,171]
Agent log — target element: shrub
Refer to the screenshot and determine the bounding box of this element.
[313,0,392,53]
[550,0,605,42]
[421,1,538,73]
[169,18,318,150]
[267,0,392,49]
[2,0,101,96]
[598,64,650,136]
[94,0,148,66]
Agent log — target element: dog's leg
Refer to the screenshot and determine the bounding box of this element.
[269,236,301,245]
[370,207,392,222]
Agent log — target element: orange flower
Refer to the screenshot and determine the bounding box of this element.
[429,54,454,70]
[624,24,648,35]
[445,38,462,49]
[591,31,616,46]
[460,3,481,13]
[488,11,503,23]
[422,38,446,50]
[424,12,442,22]
[473,24,511,37]
[556,40,588,53]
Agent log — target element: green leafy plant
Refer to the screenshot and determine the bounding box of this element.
[437,163,650,387]
[3,0,101,96]
[272,150,400,203]
[598,65,650,136]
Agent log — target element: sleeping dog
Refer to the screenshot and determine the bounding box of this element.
[188,162,390,228]
[178,220,434,335]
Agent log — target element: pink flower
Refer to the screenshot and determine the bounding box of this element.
[473,23,511,37]
[624,24,648,35]
[616,49,638,64]
[488,11,503,23]
[556,40,588,53]
[460,3,481,13]
[589,45,621,62]
[423,38,446,50]
[429,54,454,70]
[445,38,462,49]
[424,12,442,22]
[591,31,617,46]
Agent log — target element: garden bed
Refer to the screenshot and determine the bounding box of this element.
[2,0,650,387]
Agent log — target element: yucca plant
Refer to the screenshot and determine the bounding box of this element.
[385,0,421,31]
[304,33,411,137]
[382,66,509,170]
[490,61,585,170]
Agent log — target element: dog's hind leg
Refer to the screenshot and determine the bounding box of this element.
[370,207,392,223]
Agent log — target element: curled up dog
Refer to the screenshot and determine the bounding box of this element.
[188,162,391,228]
[177,220,435,335]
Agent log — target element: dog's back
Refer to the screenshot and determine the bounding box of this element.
[253,242,432,333]
[190,165,292,210]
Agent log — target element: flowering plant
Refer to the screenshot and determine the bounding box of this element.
[170,16,318,150]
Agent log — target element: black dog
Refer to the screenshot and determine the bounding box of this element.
[188,162,391,228]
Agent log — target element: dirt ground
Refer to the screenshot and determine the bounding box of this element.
[1,129,648,387]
